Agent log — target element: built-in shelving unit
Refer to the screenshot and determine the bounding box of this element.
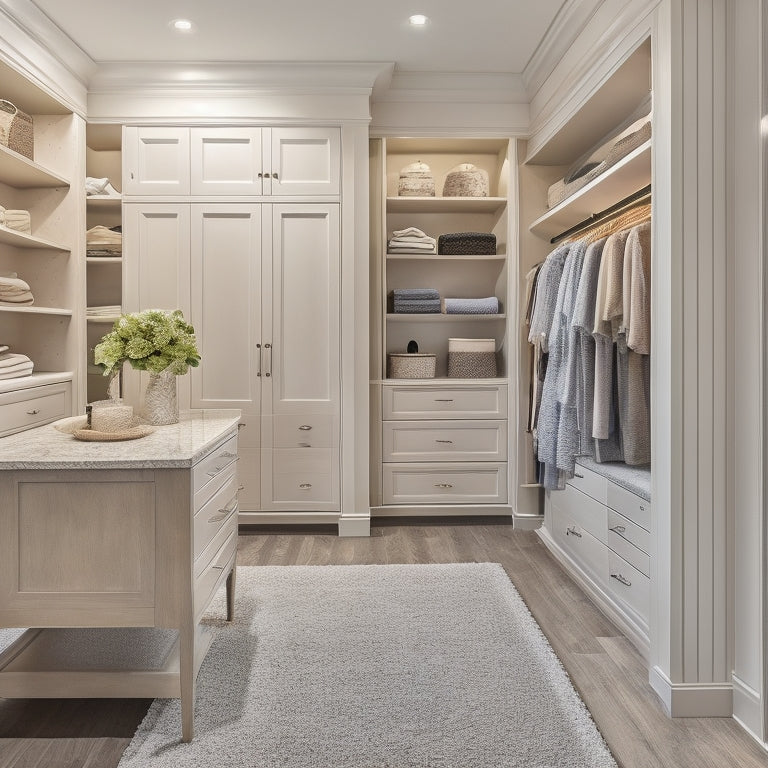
[85,123,123,402]
[0,59,83,427]
[386,196,507,214]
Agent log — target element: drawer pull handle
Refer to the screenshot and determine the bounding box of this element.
[299,483,312,489]
[611,573,632,587]
[574,473,584,479]
[435,439,453,444]
[299,425,312,431]
[566,526,582,538]
[238,485,245,491]
[26,409,41,415]
[256,342,262,376]
[434,398,454,402]
[212,565,226,571]
[609,525,626,534]
[639,505,646,511]
[207,457,240,476]
[208,497,238,523]
[299,442,311,447]
[264,342,272,377]
[435,483,454,489]
[238,423,246,430]
[220,451,237,459]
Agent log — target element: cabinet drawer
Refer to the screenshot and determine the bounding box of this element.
[194,525,237,621]
[607,508,650,555]
[0,383,70,438]
[550,503,608,586]
[383,420,507,462]
[269,414,335,448]
[267,448,337,506]
[607,551,649,623]
[383,385,507,420]
[194,468,238,561]
[193,434,238,494]
[607,482,651,532]
[549,483,607,544]
[382,462,507,505]
[607,528,650,577]
[568,464,607,504]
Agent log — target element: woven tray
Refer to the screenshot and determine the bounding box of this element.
[72,425,155,442]
[0,100,33,159]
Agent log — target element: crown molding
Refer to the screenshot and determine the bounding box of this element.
[522,0,603,98]
[374,70,528,104]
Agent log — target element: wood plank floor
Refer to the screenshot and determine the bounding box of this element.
[1,520,767,767]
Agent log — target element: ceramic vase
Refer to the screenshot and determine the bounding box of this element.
[142,369,179,425]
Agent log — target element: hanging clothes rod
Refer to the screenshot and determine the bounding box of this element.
[549,184,652,244]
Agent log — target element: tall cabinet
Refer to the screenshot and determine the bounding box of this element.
[0,59,83,436]
[123,125,341,519]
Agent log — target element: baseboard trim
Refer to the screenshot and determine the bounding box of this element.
[512,514,543,531]
[732,673,764,740]
[238,512,340,526]
[338,515,371,537]
[649,666,733,717]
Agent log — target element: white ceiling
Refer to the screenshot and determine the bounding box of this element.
[29,0,568,75]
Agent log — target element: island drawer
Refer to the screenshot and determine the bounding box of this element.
[0,382,71,439]
[193,433,238,494]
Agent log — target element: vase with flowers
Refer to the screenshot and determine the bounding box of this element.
[94,309,201,425]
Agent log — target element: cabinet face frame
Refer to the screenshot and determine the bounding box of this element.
[123,127,190,195]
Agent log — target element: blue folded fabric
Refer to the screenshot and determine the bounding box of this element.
[393,300,441,314]
[444,297,499,314]
[393,288,440,300]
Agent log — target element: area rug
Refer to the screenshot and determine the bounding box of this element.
[113,563,616,767]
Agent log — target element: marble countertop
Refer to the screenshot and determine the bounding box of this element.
[0,409,242,470]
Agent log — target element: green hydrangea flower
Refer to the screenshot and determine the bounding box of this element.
[93,309,201,377]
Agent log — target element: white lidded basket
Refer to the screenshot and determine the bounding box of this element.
[397,160,435,197]
[447,338,497,378]
[442,163,489,197]
[388,353,437,379]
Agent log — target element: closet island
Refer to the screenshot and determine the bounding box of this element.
[0,409,241,742]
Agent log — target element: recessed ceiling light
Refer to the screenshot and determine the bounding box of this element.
[409,14,428,26]
[171,18,194,32]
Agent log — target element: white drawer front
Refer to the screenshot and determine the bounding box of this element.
[193,433,239,494]
[194,526,237,621]
[607,508,650,555]
[194,468,238,561]
[382,420,507,462]
[383,385,507,420]
[550,483,607,544]
[568,464,607,504]
[607,529,650,577]
[0,383,70,438]
[607,482,651,531]
[264,448,338,507]
[269,414,335,448]
[382,463,507,505]
[550,504,608,586]
[607,551,650,624]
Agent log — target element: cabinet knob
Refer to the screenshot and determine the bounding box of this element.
[258,172,263,178]
[272,172,278,180]
[26,409,40,415]
[574,472,584,479]
[298,424,312,431]
[238,422,246,430]
[299,442,311,448]
[299,483,312,489]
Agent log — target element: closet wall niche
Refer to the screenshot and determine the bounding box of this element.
[85,123,122,403]
[521,38,654,655]
[369,137,514,516]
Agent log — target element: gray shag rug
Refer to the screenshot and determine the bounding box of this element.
[119,563,616,767]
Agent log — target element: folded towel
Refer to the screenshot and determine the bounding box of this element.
[0,294,34,305]
[392,227,431,239]
[445,297,500,315]
[0,344,9,354]
[0,361,33,379]
[393,299,442,309]
[85,177,120,196]
[87,225,122,245]
[3,210,31,233]
[393,304,441,314]
[390,234,436,243]
[389,244,436,253]
[0,275,30,292]
[0,353,31,369]
[393,288,440,300]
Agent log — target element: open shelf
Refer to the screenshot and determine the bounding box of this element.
[0,145,70,189]
[387,313,506,322]
[86,315,120,323]
[529,140,651,240]
[386,252,505,261]
[86,256,122,264]
[85,195,122,209]
[0,371,73,395]
[0,225,70,252]
[0,306,72,317]
[386,196,507,214]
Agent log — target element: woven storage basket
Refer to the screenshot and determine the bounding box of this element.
[0,100,33,159]
[448,338,497,378]
[438,232,496,255]
[397,161,435,197]
[442,163,489,197]
[388,353,437,379]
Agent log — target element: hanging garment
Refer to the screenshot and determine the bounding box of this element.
[524,262,544,433]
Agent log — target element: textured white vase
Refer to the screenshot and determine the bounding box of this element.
[143,370,179,425]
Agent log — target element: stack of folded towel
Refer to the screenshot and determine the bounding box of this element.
[85,177,120,197]
[86,225,122,257]
[393,288,441,314]
[0,272,34,306]
[0,347,34,380]
[388,227,437,254]
[87,305,121,318]
[0,206,31,233]
[444,297,500,315]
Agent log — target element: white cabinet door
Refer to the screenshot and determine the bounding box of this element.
[261,204,340,510]
[190,128,264,195]
[122,203,191,409]
[266,128,340,196]
[189,204,262,412]
[123,127,190,195]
